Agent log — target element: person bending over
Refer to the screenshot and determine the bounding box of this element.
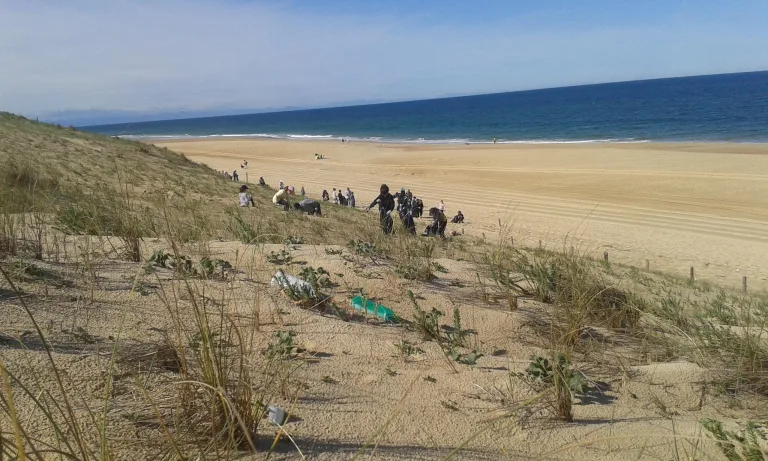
[272,186,290,211]
[322,190,330,202]
[366,184,396,234]
[423,207,448,237]
[451,210,464,223]
[293,198,322,216]
[239,185,255,207]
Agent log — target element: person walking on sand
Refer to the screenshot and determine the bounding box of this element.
[322,189,330,202]
[300,186,305,196]
[279,180,284,190]
[438,200,446,212]
[332,188,339,205]
[345,187,351,204]
[349,190,356,208]
[272,186,290,211]
[238,185,255,207]
[366,184,396,235]
[232,170,239,182]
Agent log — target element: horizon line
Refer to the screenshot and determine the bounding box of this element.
[83,69,768,128]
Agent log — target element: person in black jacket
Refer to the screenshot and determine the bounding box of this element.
[366,184,396,234]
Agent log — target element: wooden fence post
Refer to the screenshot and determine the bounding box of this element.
[645,259,650,271]
[603,251,609,263]
[690,267,695,283]
[538,239,542,250]
[743,276,748,294]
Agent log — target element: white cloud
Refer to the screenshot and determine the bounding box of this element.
[1,0,766,120]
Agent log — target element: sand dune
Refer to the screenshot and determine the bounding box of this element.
[156,139,768,291]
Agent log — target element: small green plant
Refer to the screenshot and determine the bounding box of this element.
[321,375,338,384]
[423,375,437,383]
[347,239,378,256]
[701,419,767,461]
[433,262,449,273]
[448,350,483,366]
[284,235,304,245]
[266,249,293,265]
[199,257,233,278]
[409,290,444,341]
[522,354,590,397]
[266,330,298,360]
[394,340,424,360]
[298,266,334,288]
[324,247,343,255]
[384,367,397,376]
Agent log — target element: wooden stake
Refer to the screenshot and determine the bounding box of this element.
[690,267,695,283]
[645,259,650,271]
[246,172,248,183]
[538,239,542,249]
[743,276,748,294]
[603,251,609,262]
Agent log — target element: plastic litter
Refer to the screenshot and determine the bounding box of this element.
[271,270,315,296]
[350,296,395,322]
[267,405,286,425]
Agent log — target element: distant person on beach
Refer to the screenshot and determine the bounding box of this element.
[232,170,239,182]
[300,186,305,196]
[272,186,290,211]
[493,138,497,144]
[451,210,464,223]
[332,188,339,204]
[294,198,322,216]
[423,207,447,237]
[287,185,295,196]
[345,187,351,204]
[238,185,255,207]
[279,180,284,190]
[322,189,330,202]
[348,190,356,208]
[243,159,248,168]
[366,184,396,234]
[258,176,266,187]
[438,200,446,212]
[338,189,347,206]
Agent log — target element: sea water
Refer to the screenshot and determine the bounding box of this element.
[85,71,768,143]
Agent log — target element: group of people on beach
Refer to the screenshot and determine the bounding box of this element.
[322,187,356,207]
[366,184,460,237]
[237,174,465,237]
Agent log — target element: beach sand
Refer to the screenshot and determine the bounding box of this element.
[155,139,768,291]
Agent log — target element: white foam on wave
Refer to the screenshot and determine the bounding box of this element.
[114,132,650,144]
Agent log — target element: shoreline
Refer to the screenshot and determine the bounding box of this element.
[120,134,768,146]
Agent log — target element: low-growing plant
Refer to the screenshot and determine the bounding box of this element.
[324,247,343,255]
[299,265,334,288]
[284,235,304,245]
[701,418,767,461]
[266,330,298,360]
[266,249,293,265]
[394,339,424,360]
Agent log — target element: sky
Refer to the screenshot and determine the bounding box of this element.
[1,0,767,125]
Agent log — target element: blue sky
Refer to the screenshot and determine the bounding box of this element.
[1,0,767,124]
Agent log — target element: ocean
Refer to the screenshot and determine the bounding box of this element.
[85,71,768,143]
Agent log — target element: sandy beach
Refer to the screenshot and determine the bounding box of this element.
[155,139,768,291]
